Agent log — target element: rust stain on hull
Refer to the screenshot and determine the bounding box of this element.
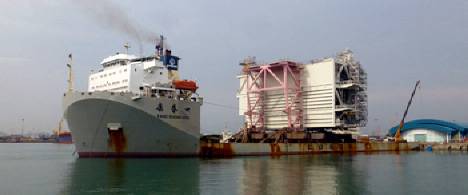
[345,143,357,152]
[200,142,234,157]
[108,129,127,153]
[199,142,422,157]
[364,143,372,151]
[270,143,281,155]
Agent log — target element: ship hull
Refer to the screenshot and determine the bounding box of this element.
[63,92,201,158]
[57,133,73,144]
[199,142,422,157]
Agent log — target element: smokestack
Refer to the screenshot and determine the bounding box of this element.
[159,35,164,57]
[155,43,160,58]
[165,49,171,56]
[155,35,165,58]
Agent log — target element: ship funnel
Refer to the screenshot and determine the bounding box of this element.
[165,49,172,56]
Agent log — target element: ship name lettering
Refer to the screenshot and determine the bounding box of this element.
[158,114,189,120]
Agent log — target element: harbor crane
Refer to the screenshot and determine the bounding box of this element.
[394,80,421,142]
[66,54,74,92]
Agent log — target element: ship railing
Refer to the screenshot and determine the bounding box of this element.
[127,85,203,103]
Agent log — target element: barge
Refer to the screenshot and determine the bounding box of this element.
[199,142,422,157]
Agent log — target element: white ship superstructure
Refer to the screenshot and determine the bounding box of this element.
[88,53,174,93]
[63,43,203,157]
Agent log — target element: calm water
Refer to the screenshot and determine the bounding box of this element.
[0,144,467,195]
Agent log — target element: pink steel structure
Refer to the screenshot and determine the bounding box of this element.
[243,61,303,131]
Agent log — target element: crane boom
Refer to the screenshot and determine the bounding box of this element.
[395,80,420,142]
[67,54,74,92]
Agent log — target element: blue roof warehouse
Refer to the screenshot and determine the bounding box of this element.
[388,119,468,143]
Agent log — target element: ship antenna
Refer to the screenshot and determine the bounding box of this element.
[66,54,74,92]
[124,42,130,54]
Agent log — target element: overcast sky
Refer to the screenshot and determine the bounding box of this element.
[0,0,467,135]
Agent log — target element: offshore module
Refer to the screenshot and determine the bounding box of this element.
[199,49,420,157]
[235,50,367,143]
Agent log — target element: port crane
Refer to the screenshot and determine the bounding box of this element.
[394,80,421,142]
[66,54,74,92]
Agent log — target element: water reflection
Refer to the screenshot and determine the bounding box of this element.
[62,158,200,194]
[63,155,370,194]
[238,155,367,195]
[196,154,368,194]
[4,144,467,194]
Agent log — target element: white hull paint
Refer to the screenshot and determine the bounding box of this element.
[63,91,201,157]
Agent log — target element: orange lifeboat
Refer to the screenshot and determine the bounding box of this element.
[173,80,198,92]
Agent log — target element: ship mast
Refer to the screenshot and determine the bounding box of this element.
[66,54,74,92]
[124,43,130,54]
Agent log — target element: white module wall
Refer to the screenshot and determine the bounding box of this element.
[301,59,336,128]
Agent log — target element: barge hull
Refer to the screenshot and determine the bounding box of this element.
[75,142,421,158]
[200,142,421,157]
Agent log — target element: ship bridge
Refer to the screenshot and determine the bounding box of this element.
[100,53,137,68]
[89,53,171,93]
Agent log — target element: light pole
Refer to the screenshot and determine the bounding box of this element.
[21,118,24,140]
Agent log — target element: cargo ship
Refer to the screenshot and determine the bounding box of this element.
[63,40,203,157]
[57,131,73,144]
[53,118,73,144]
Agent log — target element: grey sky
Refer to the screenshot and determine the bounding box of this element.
[0,0,467,135]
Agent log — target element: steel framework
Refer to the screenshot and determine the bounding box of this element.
[241,61,303,131]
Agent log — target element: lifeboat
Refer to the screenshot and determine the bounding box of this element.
[173,80,198,92]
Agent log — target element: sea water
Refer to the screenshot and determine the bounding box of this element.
[0,143,466,195]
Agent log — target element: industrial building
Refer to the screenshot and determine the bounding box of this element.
[388,119,468,143]
[236,50,367,141]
